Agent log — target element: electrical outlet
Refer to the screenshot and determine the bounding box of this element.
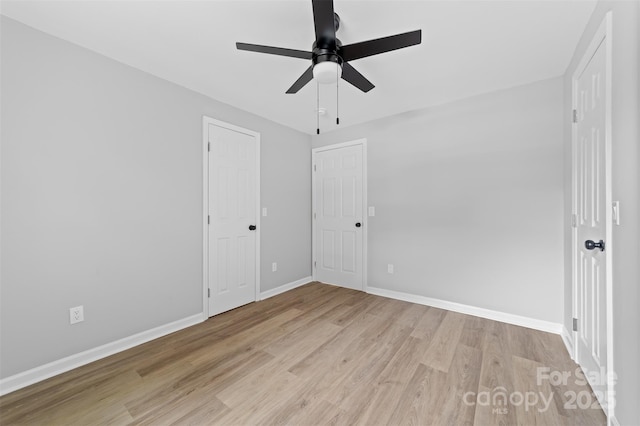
[69,306,84,324]
[387,264,394,274]
[272,262,278,272]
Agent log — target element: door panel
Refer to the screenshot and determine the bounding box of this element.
[575,35,607,398]
[314,144,363,290]
[208,123,257,316]
[342,231,356,273]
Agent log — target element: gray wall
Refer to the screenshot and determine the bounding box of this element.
[0,17,311,379]
[562,1,640,423]
[313,77,565,323]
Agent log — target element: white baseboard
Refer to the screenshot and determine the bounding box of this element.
[609,414,620,426]
[366,286,564,335]
[260,276,312,300]
[561,325,575,360]
[0,314,203,397]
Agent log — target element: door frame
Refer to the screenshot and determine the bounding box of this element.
[311,138,368,291]
[202,116,261,319]
[570,11,614,418]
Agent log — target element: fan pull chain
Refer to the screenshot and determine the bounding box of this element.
[316,81,320,135]
[336,63,340,125]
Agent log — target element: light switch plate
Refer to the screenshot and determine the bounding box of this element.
[368,206,375,217]
[612,201,620,225]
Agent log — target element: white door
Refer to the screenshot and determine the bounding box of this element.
[207,121,259,317]
[313,142,364,290]
[573,20,610,404]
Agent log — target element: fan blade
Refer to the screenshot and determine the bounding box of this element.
[341,62,374,93]
[312,0,336,50]
[236,42,312,60]
[340,30,421,62]
[286,66,314,94]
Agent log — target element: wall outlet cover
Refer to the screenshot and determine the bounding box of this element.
[69,306,84,324]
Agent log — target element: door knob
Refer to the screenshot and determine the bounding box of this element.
[249,225,257,231]
[585,239,605,251]
[355,222,361,228]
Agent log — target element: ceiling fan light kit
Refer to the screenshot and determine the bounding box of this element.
[312,61,342,84]
[236,0,422,132]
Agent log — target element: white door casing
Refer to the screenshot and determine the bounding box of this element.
[312,140,367,291]
[571,12,613,418]
[203,117,260,317]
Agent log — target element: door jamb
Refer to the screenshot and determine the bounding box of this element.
[311,139,368,291]
[202,116,261,319]
[570,11,613,420]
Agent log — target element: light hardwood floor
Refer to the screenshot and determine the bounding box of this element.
[0,282,606,425]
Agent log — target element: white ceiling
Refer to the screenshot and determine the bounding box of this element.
[2,0,596,135]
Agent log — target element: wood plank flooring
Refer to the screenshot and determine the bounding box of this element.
[0,282,606,425]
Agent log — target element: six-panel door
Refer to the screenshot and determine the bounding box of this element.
[314,144,364,290]
[208,123,257,316]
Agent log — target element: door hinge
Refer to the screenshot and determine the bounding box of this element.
[571,214,577,228]
[208,215,210,225]
[313,212,316,219]
[572,109,578,123]
[208,142,211,152]
[208,288,210,298]
[573,317,578,332]
[314,261,317,268]
[313,164,316,172]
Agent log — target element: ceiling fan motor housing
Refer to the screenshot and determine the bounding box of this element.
[312,16,343,84]
[312,40,343,67]
[312,40,343,83]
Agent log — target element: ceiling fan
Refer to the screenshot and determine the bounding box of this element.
[236,0,422,94]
